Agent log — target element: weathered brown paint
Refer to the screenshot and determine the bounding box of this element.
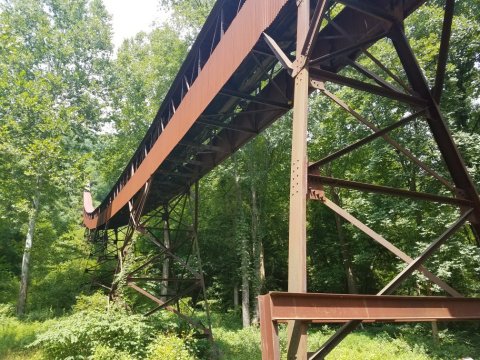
[84,0,290,229]
[259,292,480,359]
[82,0,480,358]
[287,0,310,358]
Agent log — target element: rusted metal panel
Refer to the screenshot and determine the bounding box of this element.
[259,295,280,360]
[85,0,429,230]
[84,0,290,229]
[259,292,480,359]
[83,190,95,213]
[264,292,480,322]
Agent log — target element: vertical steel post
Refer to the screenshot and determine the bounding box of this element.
[287,0,310,358]
[161,205,170,302]
[433,0,455,104]
[259,295,280,360]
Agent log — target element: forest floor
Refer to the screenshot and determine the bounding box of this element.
[1,305,479,360]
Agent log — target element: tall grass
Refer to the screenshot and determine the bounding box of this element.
[212,324,433,360]
[1,303,478,359]
[0,305,44,359]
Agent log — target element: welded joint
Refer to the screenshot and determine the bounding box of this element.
[309,79,325,91]
[291,57,308,78]
[262,35,311,78]
[308,188,325,201]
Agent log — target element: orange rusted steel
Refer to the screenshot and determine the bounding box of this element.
[263,292,480,322]
[84,0,427,231]
[83,190,95,214]
[83,0,290,229]
[259,292,480,360]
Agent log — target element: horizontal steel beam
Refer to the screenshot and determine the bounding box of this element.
[165,157,204,167]
[219,88,292,110]
[309,109,425,167]
[179,141,225,153]
[309,68,427,107]
[260,292,480,359]
[309,32,386,66]
[197,118,258,134]
[262,292,480,322]
[308,174,472,207]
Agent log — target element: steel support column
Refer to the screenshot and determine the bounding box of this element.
[270,2,480,359]
[86,183,211,337]
[389,24,480,237]
[287,0,310,358]
[160,205,170,302]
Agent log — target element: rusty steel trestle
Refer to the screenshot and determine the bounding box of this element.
[86,182,212,338]
[81,0,480,358]
[259,0,480,359]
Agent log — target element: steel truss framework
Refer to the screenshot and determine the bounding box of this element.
[86,182,212,338]
[259,0,480,359]
[81,0,480,358]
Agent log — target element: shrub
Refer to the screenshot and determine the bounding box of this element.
[146,334,194,360]
[28,259,90,315]
[0,271,19,305]
[29,309,153,359]
[307,327,431,360]
[92,344,134,360]
[214,326,261,360]
[73,292,108,313]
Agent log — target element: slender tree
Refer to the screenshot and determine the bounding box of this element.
[0,0,112,315]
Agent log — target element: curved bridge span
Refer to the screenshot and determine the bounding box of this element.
[83,0,427,230]
[84,0,480,358]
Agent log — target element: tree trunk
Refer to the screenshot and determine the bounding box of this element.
[259,242,266,290]
[241,269,250,327]
[233,284,239,307]
[251,184,266,325]
[17,193,40,316]
[234,162,250,327]
[332,191,358,294]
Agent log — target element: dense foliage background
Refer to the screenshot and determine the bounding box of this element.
[0,0,479,358]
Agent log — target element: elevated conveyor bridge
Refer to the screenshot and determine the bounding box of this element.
[84,0,480,358]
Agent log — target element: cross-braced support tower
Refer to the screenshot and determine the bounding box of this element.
[86,182,212,338]
[259,1,480,358]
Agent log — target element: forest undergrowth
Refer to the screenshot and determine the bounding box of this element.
[2,0,480,359]
[1,295,479,360]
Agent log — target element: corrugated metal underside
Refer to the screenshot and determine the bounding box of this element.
[84,0,425,229]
